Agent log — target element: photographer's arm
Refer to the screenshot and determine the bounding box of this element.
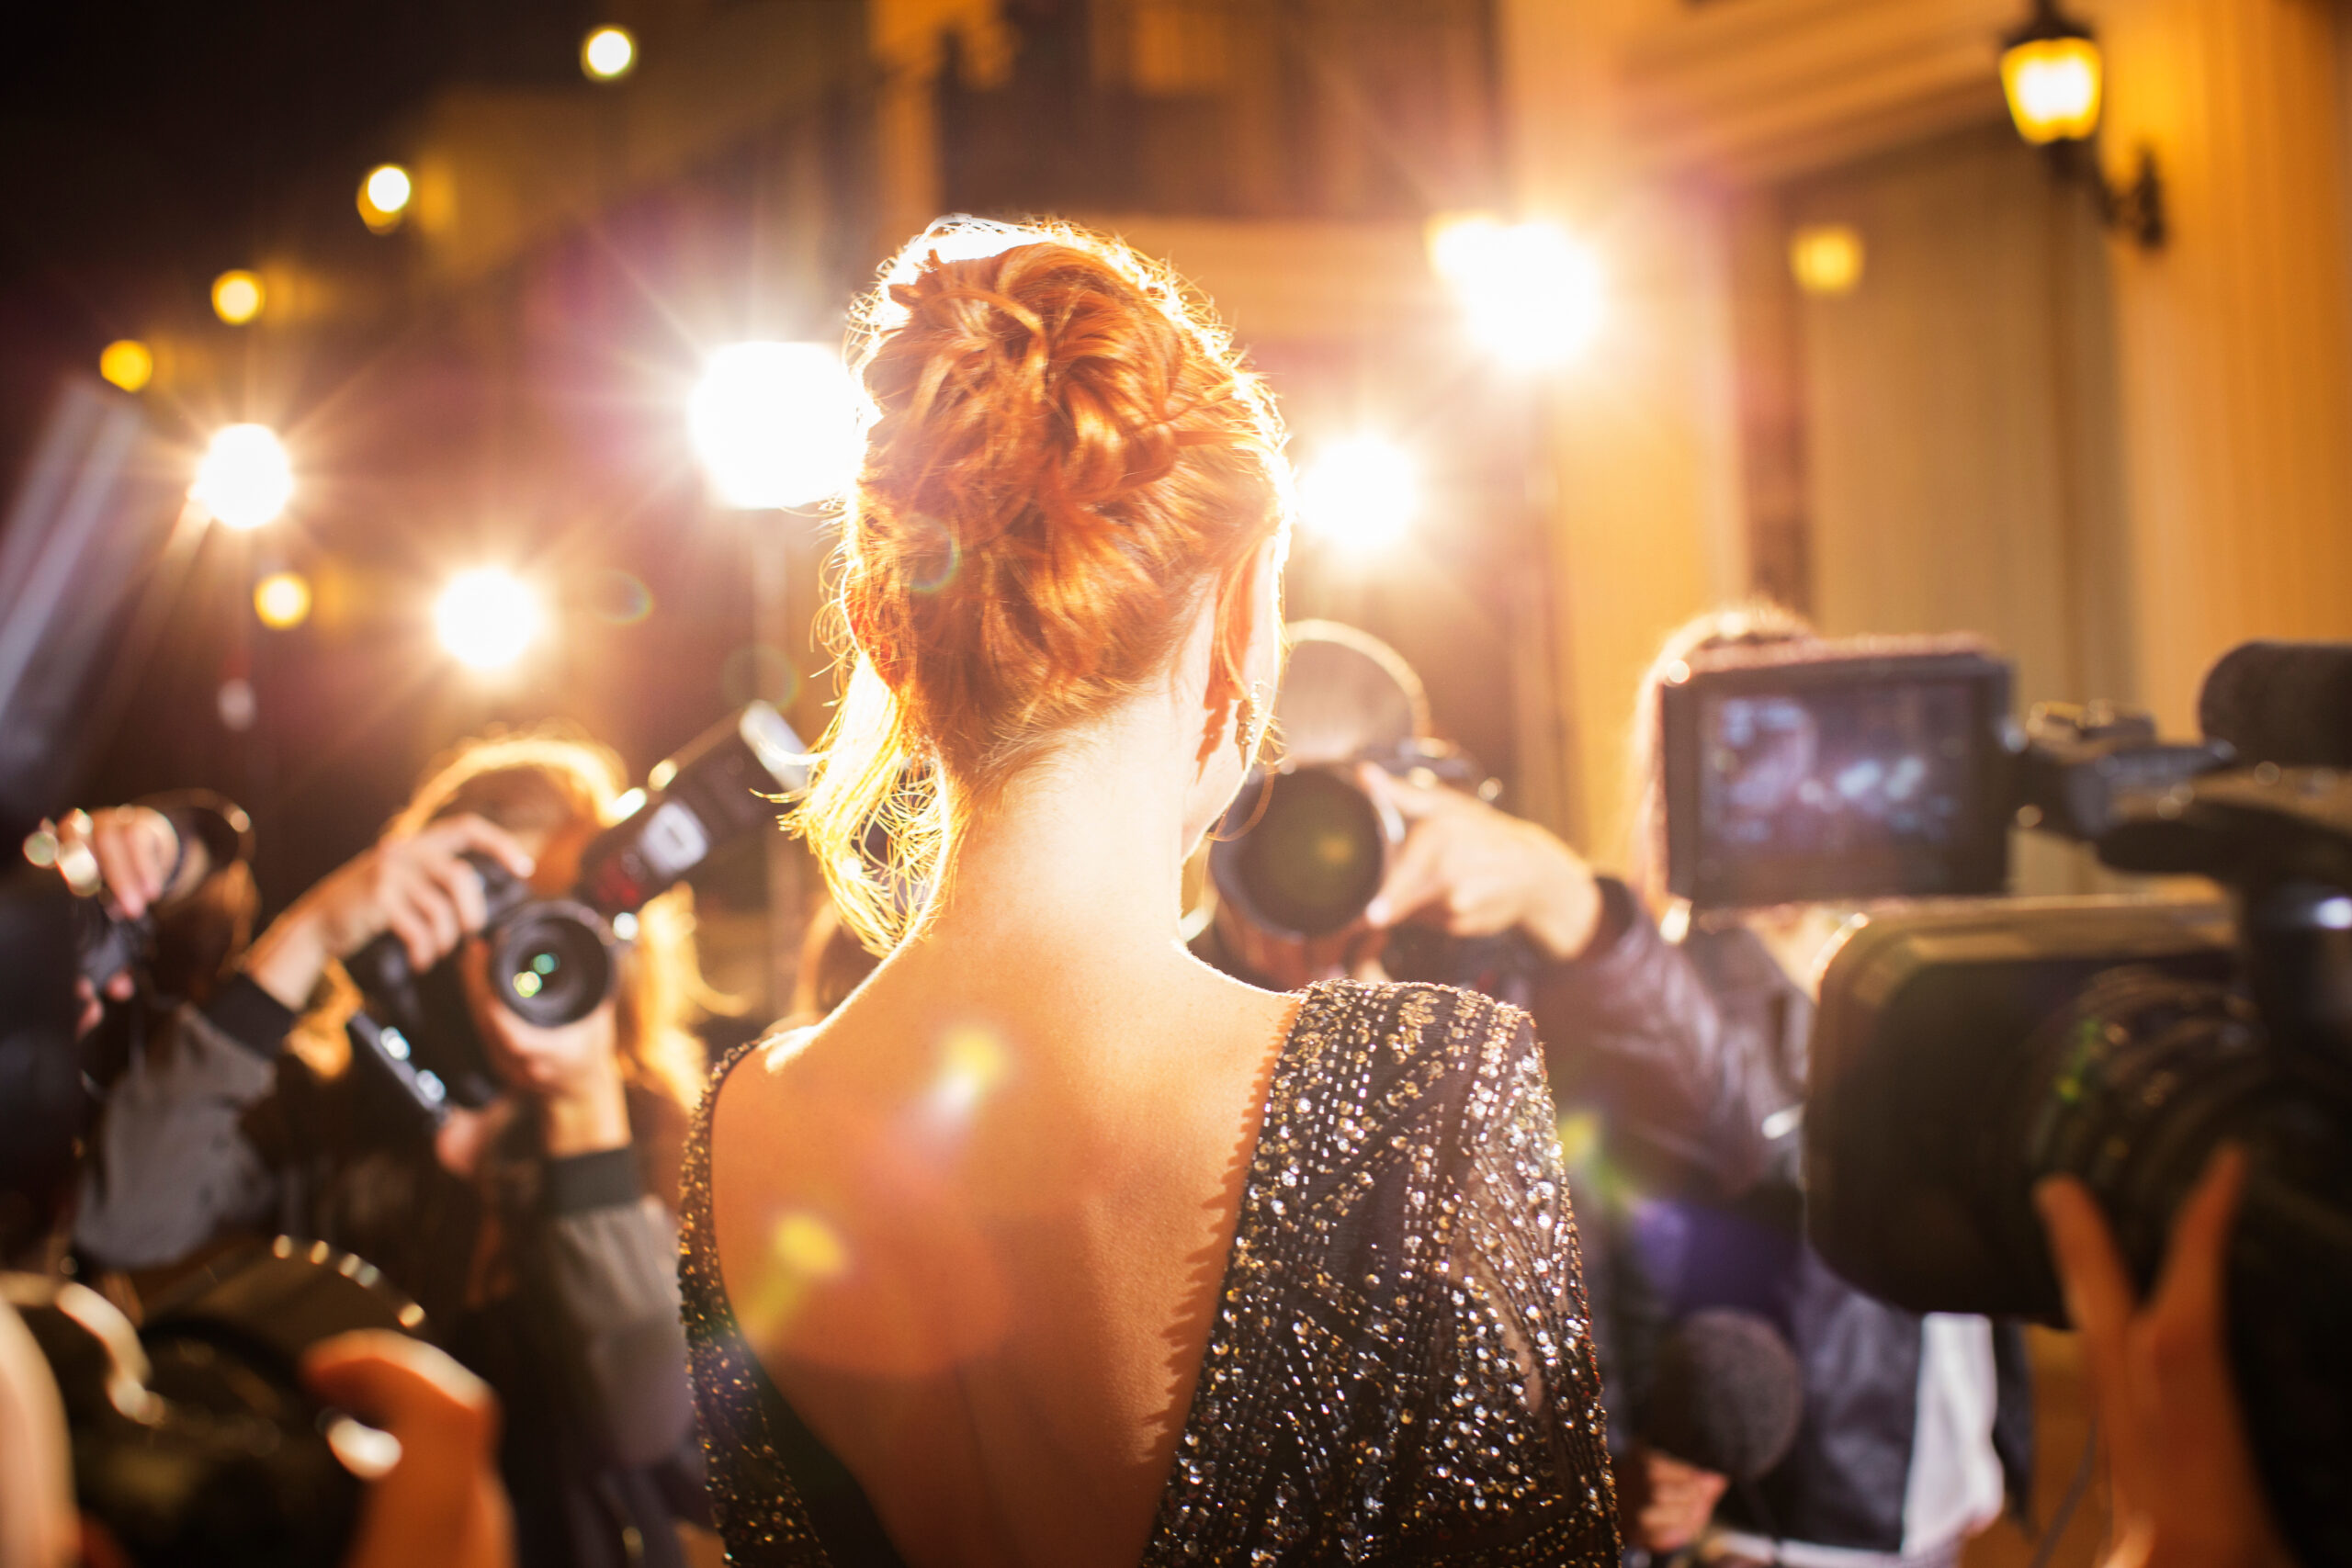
[1361,772,1788,1196]
[73,817,536,1270]
[462,967,699,1477]
[1524,879,1793,1196]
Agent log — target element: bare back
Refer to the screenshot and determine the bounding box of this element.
[707,952,1297,1566]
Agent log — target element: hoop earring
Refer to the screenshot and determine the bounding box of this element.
[1208,765,1275,843]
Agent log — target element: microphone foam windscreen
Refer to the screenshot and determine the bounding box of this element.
[2198,641,2352,768]
[1645,1308,1804,1483]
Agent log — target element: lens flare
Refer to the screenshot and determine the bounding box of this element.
[688,342,863,510]
[1428,216,1604,368]
[434,569,543,671]
[582,25,637,82]
[253,570,311,629]
[191,425,294,531]
[99,339,153,393]
[212,270,265,325]
[930,1025,1009,1120]
[1298,435,1418,554]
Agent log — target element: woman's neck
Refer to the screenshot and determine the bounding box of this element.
[916,710,1204,976]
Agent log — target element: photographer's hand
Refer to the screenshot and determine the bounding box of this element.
[458,944,630,1157]
[1632,1447,1728,1552]
[60,805,194,919]
[57,806,194,1030]
[2036,1146,2294,1568]
[301,1331,513,1568]
[241,815,536,1011]
[1361,768,1604,961]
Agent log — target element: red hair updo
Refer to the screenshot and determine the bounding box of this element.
[801,218,1291,947]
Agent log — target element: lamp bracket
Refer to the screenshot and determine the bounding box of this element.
[2047,141,2165,250]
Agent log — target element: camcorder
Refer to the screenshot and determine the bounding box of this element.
[1207,739,1495,941]
[344,702,807,1123]
[5,1238,423,1568]
[1660,636,2352,1562]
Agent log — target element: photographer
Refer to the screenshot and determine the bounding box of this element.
[70,734,710,1568]
[1561,605,2030,1565]
[1193,623,1799,1523]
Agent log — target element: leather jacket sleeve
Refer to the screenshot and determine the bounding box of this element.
[525,1147,701,1472]
[1530,878,1802,1200]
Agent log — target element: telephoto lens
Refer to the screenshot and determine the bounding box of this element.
[482,886,616,1028]
[1208,766,1402,940]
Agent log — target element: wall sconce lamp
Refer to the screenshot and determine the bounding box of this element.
[2000,0,2164,248]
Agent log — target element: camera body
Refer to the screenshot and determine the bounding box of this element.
[345,703,806,1120]
[1658,637,2352,1564]
[6,1238,422,1568]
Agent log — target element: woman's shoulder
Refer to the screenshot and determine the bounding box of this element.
[1293,977,1537,1069]
[1276,979,1548,1145]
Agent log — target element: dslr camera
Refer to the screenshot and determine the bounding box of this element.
[344,703,806,1121]
[1206,739,1494,941]
[1658,636,2352,1563]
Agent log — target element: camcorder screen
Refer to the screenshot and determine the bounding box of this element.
[1661,644,2014,908]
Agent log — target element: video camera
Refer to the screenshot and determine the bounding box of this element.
[1659,636,2352,1563]
[5,1238,422,1568]
[344,703,807,1122]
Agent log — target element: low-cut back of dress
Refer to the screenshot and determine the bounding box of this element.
[678,978,1621,1566]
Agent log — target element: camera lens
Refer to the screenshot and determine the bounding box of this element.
[1220,770,1391,939]
[486,902,616,1027]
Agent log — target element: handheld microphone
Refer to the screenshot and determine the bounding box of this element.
[1643,1308,1804,1483]
[2198,640,2352,769]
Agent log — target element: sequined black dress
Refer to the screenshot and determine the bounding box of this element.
[679,978,1620,1565]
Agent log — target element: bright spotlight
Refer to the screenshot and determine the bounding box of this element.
[191,424,293,531]
[358,164,413,233]
[688,342,863,510]
[582,25,637,82]
[435,569,543,671]
[1428,215,1604,369]
[1299,436,1419,554]
[253,570,312,629]
[211,270,266,326]
[99,340,153,393]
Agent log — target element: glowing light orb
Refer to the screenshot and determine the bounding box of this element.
[253,570,311,629]
[434,569,543,671]
[191,424,294,531]
[582,25,637,82]
[1427,215,1604,369]
[212,270,265,326]
[358,164,413,233]
[771,1213,848,1280]
[1298,436,1419,554]
[930,1025,1009,1119]
[688,341,863,510]
[1788,224,1866,298]
[99,340,153,393]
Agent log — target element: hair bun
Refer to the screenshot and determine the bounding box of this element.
[807,219,1288,947]
[862,242,1192,556]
